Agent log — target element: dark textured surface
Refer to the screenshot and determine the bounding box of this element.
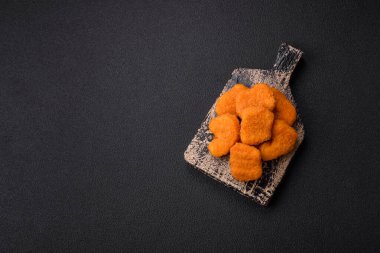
[1,0,379,252]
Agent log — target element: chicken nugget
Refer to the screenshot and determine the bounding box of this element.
[208,138,232,158]
[259,120,298,161]
[208,114,240,157]
[236,83,275,117]
[215,84,249,115]
[240,106,274,145]
[271,87,297,126]
[230,143,262,181]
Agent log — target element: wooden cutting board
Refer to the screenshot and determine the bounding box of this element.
[184,43,304,206]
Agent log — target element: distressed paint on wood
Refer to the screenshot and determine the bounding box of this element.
[184,43,304,206]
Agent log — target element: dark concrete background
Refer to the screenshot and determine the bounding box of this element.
[1,0,379,252]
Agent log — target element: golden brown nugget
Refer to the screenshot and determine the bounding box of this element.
[259,120,298,161]
[236,83,275,117]
[208,114,240,157]
[271,87,297,126]
[215,84,248,115]
[230,143,262,181]
[208,139,232,158]
[240,106,274,145]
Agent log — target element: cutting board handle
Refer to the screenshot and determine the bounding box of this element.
[273,43,303,75]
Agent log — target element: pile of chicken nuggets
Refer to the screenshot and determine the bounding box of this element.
[208,83,298,182]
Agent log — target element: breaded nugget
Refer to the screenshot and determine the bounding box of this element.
[259,120,298,161]
[236,83,275,117]
[208,114,240,157]
[230,143,262,181]
[215,84,248,115]
[271,87,297,126]
[209,114,240,140]
[208,139,232,158]
[240,106,274,145]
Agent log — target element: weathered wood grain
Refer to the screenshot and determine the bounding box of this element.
[184,43,304,206]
